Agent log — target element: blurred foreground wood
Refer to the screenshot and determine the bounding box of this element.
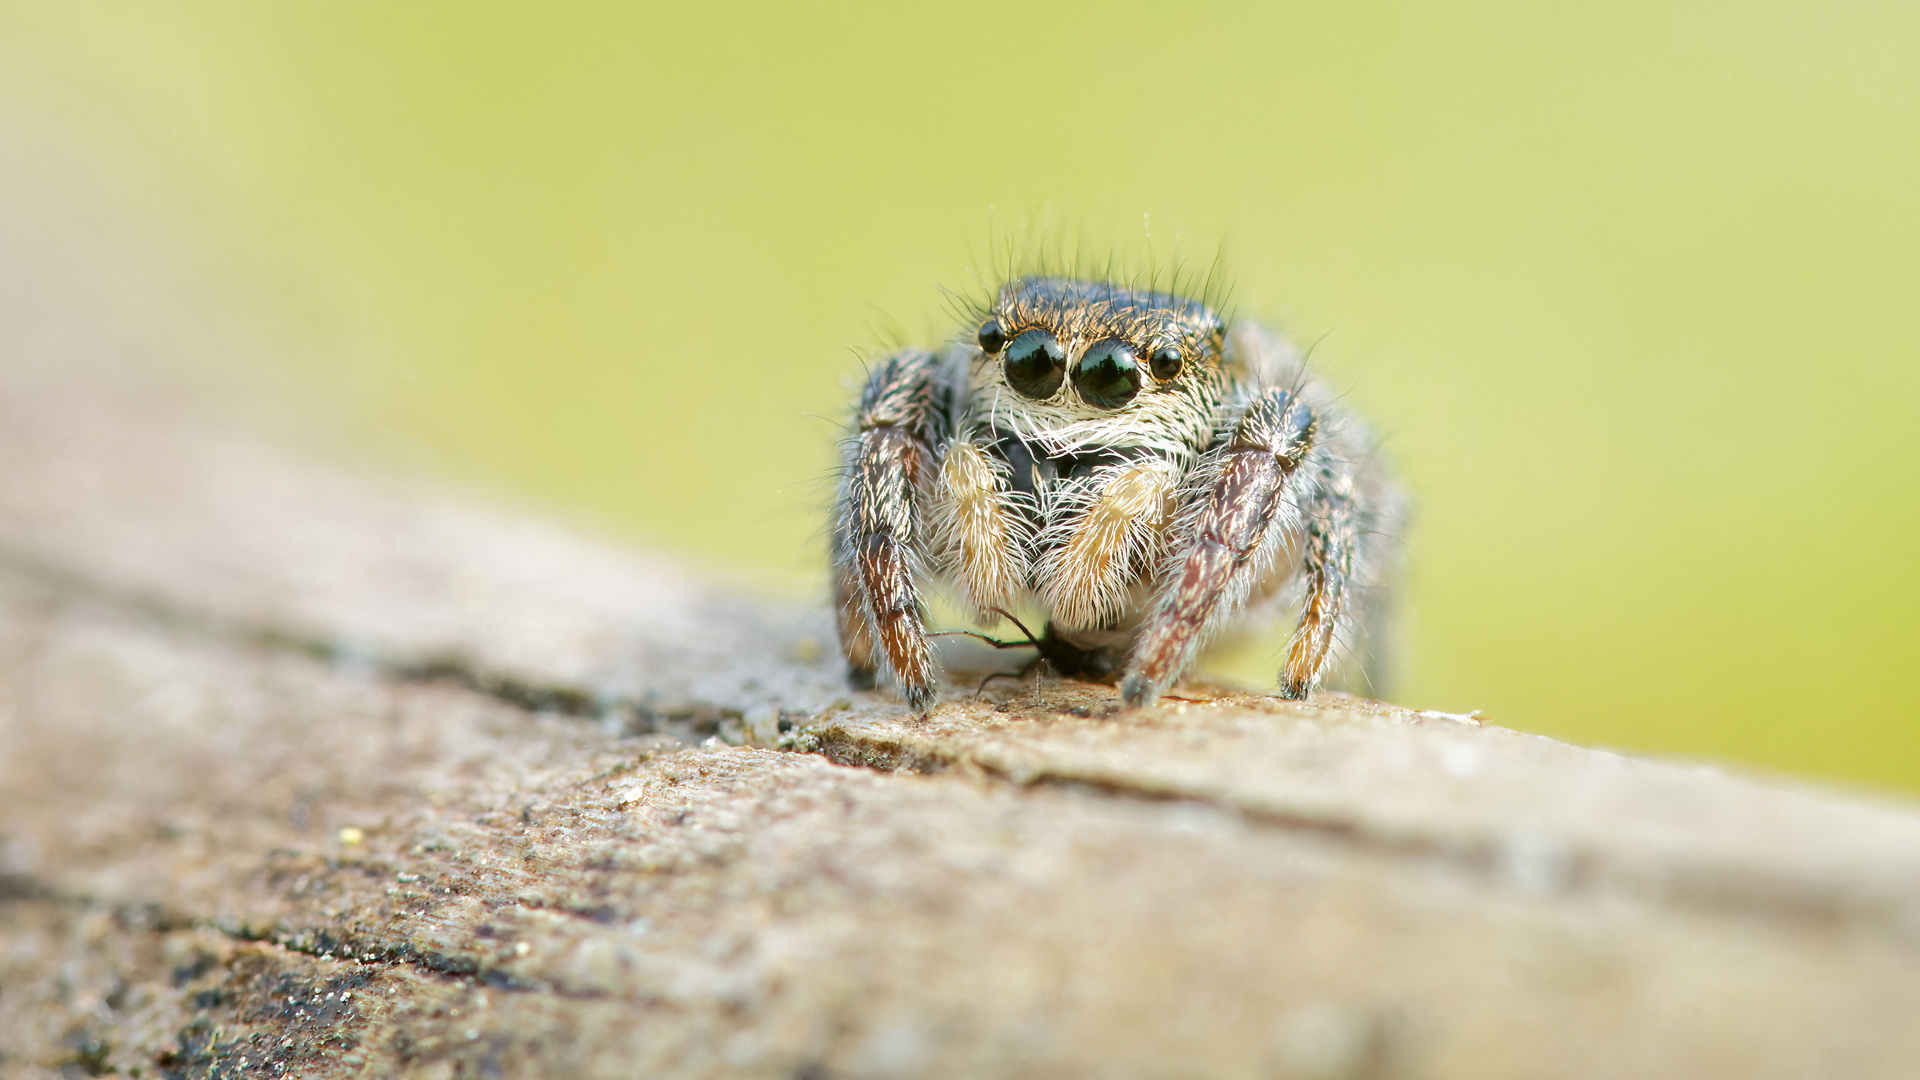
[3,362,1920,1080]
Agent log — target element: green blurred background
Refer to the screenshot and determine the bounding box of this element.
[3,3,1916,790]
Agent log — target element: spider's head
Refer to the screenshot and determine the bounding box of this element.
[973,277,1226,413]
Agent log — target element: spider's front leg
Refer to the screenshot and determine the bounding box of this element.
[831,349,950,711]
[1119,388,1324,707]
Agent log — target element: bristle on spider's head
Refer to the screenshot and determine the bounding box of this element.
[940,218,1238,339]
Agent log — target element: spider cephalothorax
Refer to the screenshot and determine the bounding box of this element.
[833,275,1404,711]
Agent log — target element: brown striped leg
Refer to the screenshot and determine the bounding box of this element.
[1279,472,1356,699]
[831,350,948,711]
[1120,390,1317,707]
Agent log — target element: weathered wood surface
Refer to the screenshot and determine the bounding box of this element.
[3,359,1920,1079]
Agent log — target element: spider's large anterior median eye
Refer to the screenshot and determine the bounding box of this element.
[1073,339,1141,409]
[1002,328,1066,399]
[976,319,1006,354]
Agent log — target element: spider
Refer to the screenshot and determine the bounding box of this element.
[832,275,1404,712]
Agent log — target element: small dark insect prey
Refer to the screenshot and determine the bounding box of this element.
[832,275,1405,712]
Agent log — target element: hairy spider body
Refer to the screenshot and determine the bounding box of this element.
[833,277,1404,711]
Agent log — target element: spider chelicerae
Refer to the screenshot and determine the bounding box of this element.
[832,274,1405,711]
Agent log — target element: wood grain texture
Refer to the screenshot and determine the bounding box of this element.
[2,360,1918,1080]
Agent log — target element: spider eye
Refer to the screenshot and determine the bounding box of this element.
[1073,340,1141,409]
[976,319,1006,354]
[1002,328,1066,399]
[1149,346,1184,381]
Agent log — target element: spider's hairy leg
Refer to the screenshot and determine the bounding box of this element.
[1349,466,1409,695]
[830,555,878,690]
[832,350,949,712]
[1120,389,1316,707]
[933,438,1028,623]
[1280,469,1356,699]
[1288,449,1407,699]
[1037,459,1179,632]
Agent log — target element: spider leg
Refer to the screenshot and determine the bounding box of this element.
[1289,443,1406,699]
[832,350,949,712]
[1279,469,1356,699]
[1120,388,1317,707]
[831,559,878,690]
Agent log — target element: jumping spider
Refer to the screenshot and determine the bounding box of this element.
[833,276,1404,711]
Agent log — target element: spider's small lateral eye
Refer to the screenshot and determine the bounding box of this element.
[1149,346,1184,381]
[1073,339,1141,410]
[976,320,1006,354]
[1002,328,1066,400]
